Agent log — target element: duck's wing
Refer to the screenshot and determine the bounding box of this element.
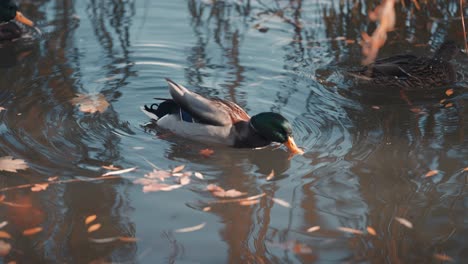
[165,78,250,126]
[349,54,419,79]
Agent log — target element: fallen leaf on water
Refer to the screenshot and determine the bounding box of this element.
[372,105,380,110]
[239,200,259,206]
[89,237,119,243]
[133,178,155,186]
[445,103,454,108]
[160,184,183,191]
[175,222,206,233]
[0,156,28,172]
[337,227,364,235]
[212,189,247,198]
[23,227,43,236]
[179,176,190,186]
[433,253,454,262]
[194,172,204,179]
[425,170,439,178]
[102,165,120,171]
[47,176,58,181]
[70,93,110,114]
[367,226,377,236]
[172,171,191,177]
[0,107,6,112]
[307,226,320,233]
[31,183,49,192]
[246,193,266,200]
[266,170,275,181]
[172,165,185,173]
[199,148,214,157]
[0,230,12,239]
[0,240,11,257]
[0,221,7,229]
[464,167,468,171]
[118,236,138,242]
[206,184,224,192]
[87,223,102,233]
[203,207,211,212]
[272,198,291,208]
[145,169,171,180]
[85,215,97,225]
[394,217,413,229]
[445,89,454,96]
[102,167,136,176]
[142,183,171,193]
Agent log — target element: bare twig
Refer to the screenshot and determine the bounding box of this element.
[461,0,468,51]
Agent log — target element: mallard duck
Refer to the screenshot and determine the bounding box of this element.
[0,0,34,41]
[348,40,459,89]
[142,79,304,155]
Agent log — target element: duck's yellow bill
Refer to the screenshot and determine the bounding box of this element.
[284,136,304,155]
[15,12,34,27]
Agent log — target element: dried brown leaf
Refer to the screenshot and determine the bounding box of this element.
[367,226,377,236]
[338,227,364,235]
[70,93,109,114]
[133,178,155,185]
[239,200,260,206]
[102,167,136,176]
[433,253,454,262]
[0,107,6,112]
[212,189,246,198]
[0,156,28,172]
[0,221,7,229]
[118,236,138,242]
[206,184,224,193]
[31,183,49,192]
[372,105,380,110]
[464,167,468,172]
[272,198,291,208]
[23,227,43,236]
[145,169,171,180]
[0,240,11,257]
[174,222,206,233]
[199,148,214,157]
[87,223,102,233]
[172,165,185,173]
[0,230,12,239]
[179,176,190,186]
[445,89,454,96]
[142,183,171,193]
[202,207,211,212]
[425,170,439,178]
[394,217,413,228]
[89,237,119,243]
[85,215,97,225]
[246,193,266,200]
[445,103,454,108]
[47,176,59,181]
[306,226,320,233]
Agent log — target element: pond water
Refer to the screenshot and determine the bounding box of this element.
[0,0,467,263]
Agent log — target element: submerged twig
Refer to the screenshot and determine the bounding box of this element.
[461,0,468,52]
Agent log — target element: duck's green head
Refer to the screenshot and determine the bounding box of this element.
[250,112,304,155]
[0,1,34,26]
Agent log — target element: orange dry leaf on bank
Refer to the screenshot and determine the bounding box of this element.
[85,215,97,225]
[425,170,439,177]
[23,227,43,236]
[0,156,28,172]
[199,148,214,157]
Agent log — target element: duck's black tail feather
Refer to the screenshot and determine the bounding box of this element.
[142,100,178,120]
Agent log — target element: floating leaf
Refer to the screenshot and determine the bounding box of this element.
[174,222,206,233]
[464,167,468,172]
[202,207,211,212]
[0,221,7,229]
[194,172,204,180]
[102,167,136,176]
[239,200,259,206]
[142,183,171,193]
[31,183,49,192]
[445,89,454,96]
[118,236,138,242]
[338,227,363,235]
[47,176,58,181]
[246,193,266,200]
[87,223,102,233]
[23,227,43,236]
[0,156,28,172]
[0,107,6,112]
[272,198,291,208]
[394,217,413,229]
[212,189,246,198]
[206,184,224,192]
[179,176,190,186]
[0,240,11,257]
[307,226,320,233]
[199,148,214,158]
[425,170,439,178]
[371,105,380,110]
[445,103,454,108]
[367,226,377,236]
[102,165,120,171]
[434,253,454,262]
[0,230,11,239]
[85,215,97,225]
[70,93,110,114]
[172,165,185,173]
[266,170,275,181]
[145,169,171,180]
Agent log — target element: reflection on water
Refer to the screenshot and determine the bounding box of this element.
[0,0,466,263]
